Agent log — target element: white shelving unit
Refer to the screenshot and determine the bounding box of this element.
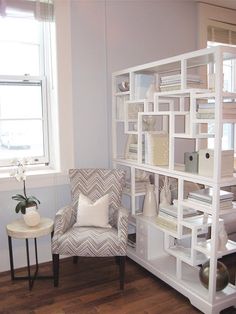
[112,46,236,314]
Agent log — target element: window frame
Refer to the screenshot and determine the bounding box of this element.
[198,3,236,154]
[0,74,50,167]
[0,13,52,168]
[0,0,74,191]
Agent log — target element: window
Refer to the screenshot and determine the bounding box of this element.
[207,22,236,151]
[198,3,236,156]
[0,0,54,168]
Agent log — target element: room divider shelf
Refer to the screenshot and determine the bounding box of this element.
[112,45,236,313]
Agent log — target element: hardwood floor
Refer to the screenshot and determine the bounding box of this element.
[0,255,236,314]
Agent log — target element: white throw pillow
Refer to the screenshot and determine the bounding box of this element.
[75,193,111,228]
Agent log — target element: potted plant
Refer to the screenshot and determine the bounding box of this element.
[11,159,41,226]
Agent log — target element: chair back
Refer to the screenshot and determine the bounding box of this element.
[69,168,125,213]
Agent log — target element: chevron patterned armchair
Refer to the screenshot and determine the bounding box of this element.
[52,168,129,289]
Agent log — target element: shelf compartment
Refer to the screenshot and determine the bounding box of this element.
[138,214,191,239]
[173,133,215,139]
[165,245,207,266]
[115,91,130,96]
[195,239,236,258]
[154,88,210,97]
[123,187,146,197]
[182,214,213,229]
[114,157,220,186]
[128,252,236,307]
[192,119,215,124]
[182,199,212,214]
[219,202,236,216]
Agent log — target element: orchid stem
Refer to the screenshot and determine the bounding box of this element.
[23,180,27,199]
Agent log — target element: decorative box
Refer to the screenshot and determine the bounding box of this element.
[145,132,169,166]
[184,152,198,173]
[198,149,234,177]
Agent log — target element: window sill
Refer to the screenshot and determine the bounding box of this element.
[0,168,69,192]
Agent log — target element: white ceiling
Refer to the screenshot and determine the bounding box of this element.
[198,0,236,10]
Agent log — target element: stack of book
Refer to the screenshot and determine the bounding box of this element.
[127,143,138,160]
[160,74,201,92]
[188,188,233,210]
[125,180,148,194]
[197,102,236,120]
[156,203,199,231]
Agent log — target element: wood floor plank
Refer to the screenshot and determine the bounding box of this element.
[0,255,236,313]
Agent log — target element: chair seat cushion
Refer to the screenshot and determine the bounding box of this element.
[56,226,122,257]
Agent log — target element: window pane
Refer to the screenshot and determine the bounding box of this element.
[0,120,45,160]
[0,17,40,45]
[0,84,43,119]
[0,15,52,166]
[0,42,40,75]
[0,17,41,75]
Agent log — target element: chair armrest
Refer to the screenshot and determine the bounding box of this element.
[53,205,74,238]
[52,205,75,254]
[117,206,129,255]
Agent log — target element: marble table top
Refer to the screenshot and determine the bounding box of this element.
[6,217,54,239]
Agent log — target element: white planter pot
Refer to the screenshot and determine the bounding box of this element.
[23,206,41,227]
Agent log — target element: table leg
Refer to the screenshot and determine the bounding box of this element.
[26,238,33,290]
[8,236,54,290]
[34,238,39,277]
[8,236,15,280]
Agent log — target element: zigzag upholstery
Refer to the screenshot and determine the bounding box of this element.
[52,168,128,257]
[56,226,122,257]
[69,168,125,217]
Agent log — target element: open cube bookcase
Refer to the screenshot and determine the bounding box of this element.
[112,46,236,314]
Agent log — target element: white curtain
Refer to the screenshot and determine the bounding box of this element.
[0,0,54,21]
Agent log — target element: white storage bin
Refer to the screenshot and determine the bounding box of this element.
[198,149,234,177]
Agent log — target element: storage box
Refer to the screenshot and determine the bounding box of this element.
[145,132,169,166]
[184,152,198,173]
[198,149,234,177]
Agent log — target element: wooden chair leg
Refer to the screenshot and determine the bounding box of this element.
[53,254,59,287]
[119,256,126,290]
[115,256,120,265]
[73,256,78,264]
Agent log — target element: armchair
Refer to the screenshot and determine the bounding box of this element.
[52,168,129,289]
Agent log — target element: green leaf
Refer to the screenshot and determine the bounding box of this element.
[12,194,26,201]
[15,201,27,214]
[28,196,40,204]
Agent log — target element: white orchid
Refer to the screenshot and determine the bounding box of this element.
[10,159,40,214]
[10,160,27,182]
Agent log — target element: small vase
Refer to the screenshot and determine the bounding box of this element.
[218,222,228,251]
[23,206,41,227]
[143,183,158,217]
[159,177,171,207]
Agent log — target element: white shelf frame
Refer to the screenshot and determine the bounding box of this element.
[112,45,236,314]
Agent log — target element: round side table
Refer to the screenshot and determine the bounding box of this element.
[6,217,54,290]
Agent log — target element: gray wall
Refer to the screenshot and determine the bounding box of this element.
[71,0,197,168]
[0,0,198,272]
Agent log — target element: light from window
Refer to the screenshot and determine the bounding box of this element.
[207,41,236,151]
[0,16,52,167]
